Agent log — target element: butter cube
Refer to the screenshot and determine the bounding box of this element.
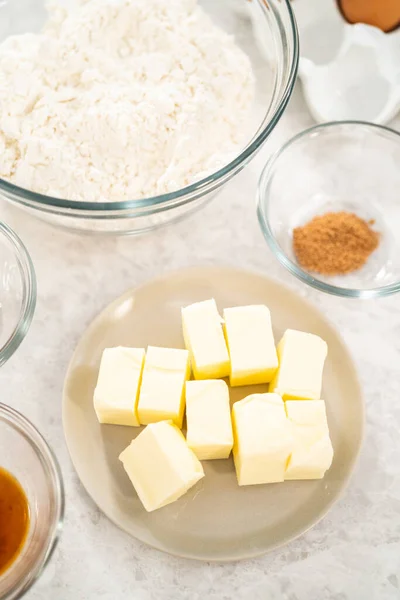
[223,305,278,386]
[182,299,230,379]
[285,400,333,480]
[94,347,145,426]
[119,421,204,512]
[232,393,293,486]
[269,330,327,400]
[138,346,190,428]
[186,380,233,460]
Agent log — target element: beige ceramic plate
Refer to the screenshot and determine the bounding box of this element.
[63,266,364,561]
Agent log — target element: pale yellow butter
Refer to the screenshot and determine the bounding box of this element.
[269,329,327,400]
[186,379,233,460]
[137,346,190,428]
[119,421,204,512]
[94,347,145,426]
[232,393,293,486]
[182,299,230,379]
[223,305,278,386]
[285,400,334,480]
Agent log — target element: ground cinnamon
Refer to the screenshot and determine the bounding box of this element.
[292,211,379,276]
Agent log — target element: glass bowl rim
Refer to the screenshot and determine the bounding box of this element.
[0,0,299,213]
[257,119,400,299]
[0,222,37,366]
[0,402,65,600]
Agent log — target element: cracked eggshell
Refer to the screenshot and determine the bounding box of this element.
[245,0,400,124]
[293,0,400,124]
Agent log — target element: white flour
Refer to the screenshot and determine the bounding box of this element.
[0,0,254,202]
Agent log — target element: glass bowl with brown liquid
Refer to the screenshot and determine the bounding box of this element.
[0,403,64,600]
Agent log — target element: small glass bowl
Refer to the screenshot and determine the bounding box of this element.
[0,222,36,366]
[0,403,64,600]
[257,121,400,298]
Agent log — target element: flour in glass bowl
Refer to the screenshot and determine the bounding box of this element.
[0,0,255,203]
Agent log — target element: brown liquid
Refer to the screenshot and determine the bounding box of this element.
[0,468,29,575]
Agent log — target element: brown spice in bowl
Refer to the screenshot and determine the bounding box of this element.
[293,211,379,276]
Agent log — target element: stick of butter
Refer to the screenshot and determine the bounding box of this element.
[285,400,334,480]
[119,421,204,512]
[223,305,278,386]
[138,346,190,428]
[232,393,293,485]
[269,329,327,400]
[186,379,233,460]
[182,299,230,379]
[94,347,145,426]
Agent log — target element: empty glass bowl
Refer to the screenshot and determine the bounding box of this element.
[0,0,298,234]
[0,403,64,600]
[257,121,400,298]
[0,222,36,366]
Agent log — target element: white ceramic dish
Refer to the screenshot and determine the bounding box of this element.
[62,266,364,561]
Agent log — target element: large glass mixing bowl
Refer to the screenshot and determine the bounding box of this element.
[0,0,298,235]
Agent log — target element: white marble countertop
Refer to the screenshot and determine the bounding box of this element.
[1,88,400,600]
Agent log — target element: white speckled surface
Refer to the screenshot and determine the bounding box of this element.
[1,88,400,599]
